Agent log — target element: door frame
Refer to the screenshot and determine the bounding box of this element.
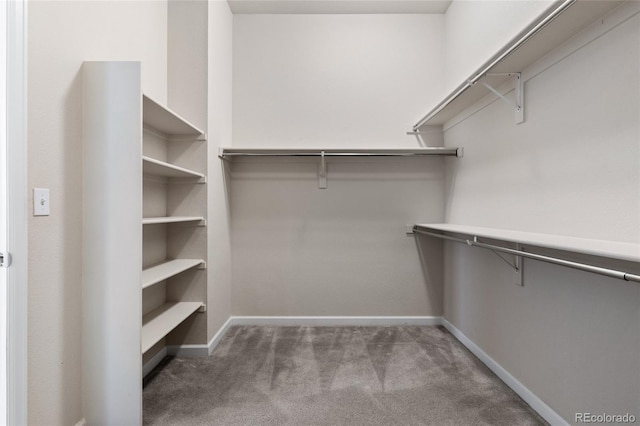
[5,0,28,424]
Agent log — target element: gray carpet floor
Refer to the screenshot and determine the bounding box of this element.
[143,326,547,425]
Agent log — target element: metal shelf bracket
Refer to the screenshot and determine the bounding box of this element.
[474,237,523,285]
[483,72,524,124]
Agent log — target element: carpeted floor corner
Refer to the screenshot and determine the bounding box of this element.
[143,326,547,425]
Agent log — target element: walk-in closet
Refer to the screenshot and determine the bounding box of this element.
[11,0,639,424]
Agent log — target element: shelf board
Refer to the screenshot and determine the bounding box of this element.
[142,156,205,181]
[415,0,623,127]
[141,302,202,353]
[143,94,205,137]
[142,216,205,225]
[415,223,640,263]
[219,147,462,158]
[142,259,204,290]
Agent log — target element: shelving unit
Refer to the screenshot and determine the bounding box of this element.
[142,259,205,290]
[83,61,208,424]
[141,91,207,362]
[414,223,640,283]
[413,0,623,128]
[142,302,203,353]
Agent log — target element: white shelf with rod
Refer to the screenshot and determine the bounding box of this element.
[220,147,462,189]
[142,216,205,225]
[219,147,463,158]
[143,156,206,182]
[141,302,203,354]
[412,0,623,128]
[414,223,640,283]
[142,259,205,290]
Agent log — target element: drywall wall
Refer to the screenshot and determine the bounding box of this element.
[442,2,640,422]
[233,14,444,147]
[165,0,209,347]
[443,0,552,95]
[27,1,167,424]
[207,0,234,340]
[231,14,446,316]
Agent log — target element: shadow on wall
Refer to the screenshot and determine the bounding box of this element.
[61,67,84,422]
[415,234,444,316]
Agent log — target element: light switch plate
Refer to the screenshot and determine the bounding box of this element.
[33,188,50,216]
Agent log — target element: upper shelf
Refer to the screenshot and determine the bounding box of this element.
[413,0,623,128]
[219,147,463,158]
[142,94,205,138]
[414,223,640,263]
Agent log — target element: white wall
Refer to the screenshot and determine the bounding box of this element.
[233,14,444,147]
[442,2,640,422]
[28,1,167,424]
[231,14,447,317]
[443,0,552,95]
[207,0,234,339]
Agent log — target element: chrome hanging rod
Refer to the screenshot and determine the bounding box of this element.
[412,0,576,130]
[413,227,640,284]
[219,147,463,158]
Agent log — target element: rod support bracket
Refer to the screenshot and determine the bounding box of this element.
[319,151,327,189]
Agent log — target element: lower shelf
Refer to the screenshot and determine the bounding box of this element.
[142,302,202,353]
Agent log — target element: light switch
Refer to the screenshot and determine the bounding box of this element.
[33,188,50,216]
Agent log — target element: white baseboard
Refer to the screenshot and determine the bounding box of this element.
[142,346,167,378]
[74,419,87,426]
[166,316,234,357]
[206,316,234,355]
[155,316,441,362]
[229,316,443,327]
[441,319,568,426]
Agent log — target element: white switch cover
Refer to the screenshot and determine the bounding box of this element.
[33,188,50,216]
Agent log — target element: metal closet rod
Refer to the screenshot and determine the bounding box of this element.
[413,227,640,284]
[220,148,462,158]
[413,0,576,130]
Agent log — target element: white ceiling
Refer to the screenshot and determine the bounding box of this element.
[227,0,453,14]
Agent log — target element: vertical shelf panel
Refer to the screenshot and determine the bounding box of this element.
[83,61,143,424]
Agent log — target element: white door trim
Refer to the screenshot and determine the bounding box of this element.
[5,0,28,424]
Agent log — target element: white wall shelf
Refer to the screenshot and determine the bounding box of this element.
[413,0,623,128]
[142,259,205,290]
[143,156,206,182]
[143,94,205,138]
[141,302,203,353]
[142,216,205,225]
